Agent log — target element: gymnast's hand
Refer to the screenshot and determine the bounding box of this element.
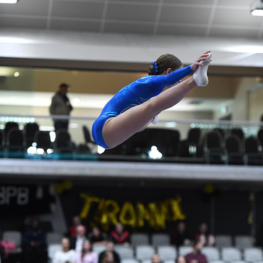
[191,50,211,71]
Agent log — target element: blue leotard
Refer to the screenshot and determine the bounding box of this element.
[92,65,193,148]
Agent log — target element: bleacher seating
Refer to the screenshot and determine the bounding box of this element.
[135,246,155,261]
[24,122,39,147]
[115,246,134,260]
[93,244,106,254]
[178,246,193,256]
[244,248,263,262]
[221,247,242,262]
[202,247,220,262]
[244,137,263,165]
[4,122,18,138]
[225,135,244,165]
[1,121,263,166]
[179,128,201,157]
[235,236,253,249]
[215,235,232,248]
[131,234,149,246]
[157,246,177,261]
[231,128,244,142]
[2,229,261,263]
[0,130,4,150]
[122,259,139,263]
[203,131,226,164]
[35,131,52,151]
[48,244,61,262]
[83,125,97,148]
[164,261,176,263]
[2,231,22,253]
[46,232,64,245]
[257,129,263,146]
[152,234,170,246]
[6,128,25,152]
[54,129,74,153]
[213,128,225,139]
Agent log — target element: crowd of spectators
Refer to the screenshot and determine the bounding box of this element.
[0,216,214,263]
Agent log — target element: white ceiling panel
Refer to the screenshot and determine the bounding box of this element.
[0,16,46,29]
[159,5,211,24]
[213,8,262,27]
[209,27,259,38]
[104,22,154,34]
[108,0,159,3]
[51,1,104,19]
[106,3,158,22]
[217,0,251,7]
[0,0,262,39]
[163,0,212,5]
[0,0,49,16]
[50,19,101,32]
[157,24,207,36]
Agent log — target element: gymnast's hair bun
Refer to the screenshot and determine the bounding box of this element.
[147,62,159,75]
[147,64,155,75]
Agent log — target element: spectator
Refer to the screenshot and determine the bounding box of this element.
[70,225,87,252]
[89,226,106,245]
[110,222,130,245]
[69,216,83,238]
[22,218,47,263]
[195,223,215,247]
[172,221,191,246]
[99,241,120,263]
[76,240,98,263]
[185,240,208,263]
[0,230,17,262]
[151,254,160,263]
[102,251,115,263]
[53,238,76,263]
[177,256,187,263]
[50,83,73,132]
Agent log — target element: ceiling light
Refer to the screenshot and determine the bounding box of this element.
[0,0,18,3]
[251,8,263,16]
[14,72,19,77]
[224,45,263,54]
[0,37,36,44]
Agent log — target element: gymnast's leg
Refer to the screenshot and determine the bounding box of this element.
[103,75,198,148]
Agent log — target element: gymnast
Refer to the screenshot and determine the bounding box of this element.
[92,51,212,149]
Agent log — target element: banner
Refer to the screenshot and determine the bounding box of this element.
[79,194,186,231]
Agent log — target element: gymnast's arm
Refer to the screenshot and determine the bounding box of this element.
[149,65,194,92]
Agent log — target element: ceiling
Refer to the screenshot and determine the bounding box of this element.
[0,0,263,39]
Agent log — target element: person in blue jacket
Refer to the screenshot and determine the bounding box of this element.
[92,51,212,149]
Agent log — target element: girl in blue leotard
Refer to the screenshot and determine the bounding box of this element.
[92,51,212,149]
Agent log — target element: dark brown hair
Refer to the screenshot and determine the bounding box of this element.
[147,54,182,75]
[81,240,92,261]
[102,251,115,263]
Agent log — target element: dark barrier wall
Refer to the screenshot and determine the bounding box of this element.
[59,185,252,237]
[0,183,258,240]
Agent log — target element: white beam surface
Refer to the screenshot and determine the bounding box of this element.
[1,159,263,182]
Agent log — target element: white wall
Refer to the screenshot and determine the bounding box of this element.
[213,77,259,122]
